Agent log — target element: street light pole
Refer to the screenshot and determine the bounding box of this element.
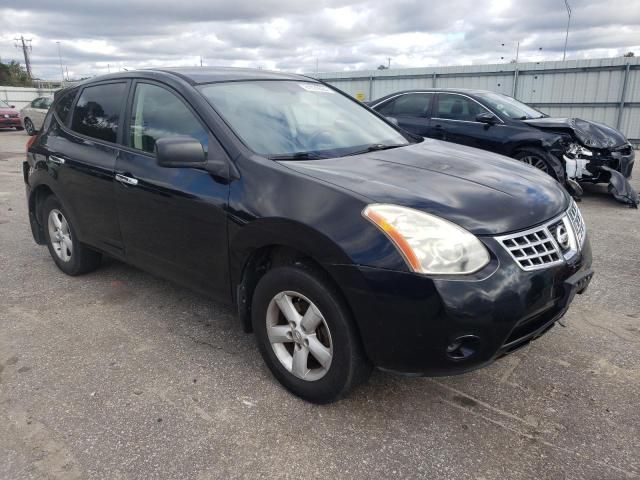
[563,0,572,61]
[56,41,65,84]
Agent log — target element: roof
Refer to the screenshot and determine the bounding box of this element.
[370,88,499,104]
[77,67,313,87]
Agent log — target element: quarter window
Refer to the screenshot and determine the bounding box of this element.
[71,83,126,142]
[129,83,208,156]
[436,94,487,122]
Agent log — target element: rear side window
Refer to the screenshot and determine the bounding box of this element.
[129,82,208,156]
[71,83,126,143]
[54,90,76,124]
[377,93,432,117]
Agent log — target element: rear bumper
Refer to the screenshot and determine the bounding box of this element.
[326,236,593,376]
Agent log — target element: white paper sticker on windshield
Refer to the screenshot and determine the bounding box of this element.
[299,83,335,93]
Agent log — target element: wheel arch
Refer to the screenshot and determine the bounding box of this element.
[229,218,356,335]
[28,184,55,244]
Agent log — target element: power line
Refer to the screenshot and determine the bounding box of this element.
[563,0,572,61]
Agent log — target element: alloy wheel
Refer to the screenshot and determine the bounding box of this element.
[519,155,549,173]
[266,290,333,381]
[25,118,34,135]
[47,209,73,262]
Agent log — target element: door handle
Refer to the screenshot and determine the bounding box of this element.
[49,155,65,165]
[115,173,139,186]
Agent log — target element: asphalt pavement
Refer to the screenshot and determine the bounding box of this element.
[1,128,639,479]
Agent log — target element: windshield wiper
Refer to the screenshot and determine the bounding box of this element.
[344,143,408,157]
[269,151,327,160]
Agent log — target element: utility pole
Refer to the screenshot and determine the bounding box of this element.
[387,57,391,69]
[56,41,65,84]
[200,56,203,67]
[14,36,33,79]
[515,41,520,63]
[563,0,572,61]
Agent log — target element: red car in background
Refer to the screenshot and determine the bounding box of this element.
[0,99,23,130]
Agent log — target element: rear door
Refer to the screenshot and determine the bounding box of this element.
[114,80,230,298]
[430,93,506,153]
[375,92,433,136]
[41,82,128,255]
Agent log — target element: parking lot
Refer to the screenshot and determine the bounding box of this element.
[0,127,639,479]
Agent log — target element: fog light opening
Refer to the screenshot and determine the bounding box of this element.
[446,335,481,361]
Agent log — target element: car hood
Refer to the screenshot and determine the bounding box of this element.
[0,107,17,115]
[523,117,627,149]
[280,139,569,235]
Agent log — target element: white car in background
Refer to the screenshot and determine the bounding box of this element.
[20,96,53,135]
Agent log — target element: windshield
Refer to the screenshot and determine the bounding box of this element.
[475,92,545,120]
[0,100,10,108]
[198,81,411,158]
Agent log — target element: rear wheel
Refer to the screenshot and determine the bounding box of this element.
[42,196,102,276]
[252,265,371,403]
[24,118,35,135]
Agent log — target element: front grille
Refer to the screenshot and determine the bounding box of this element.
[496,202,586,272]
[567,201,586,247]
[497,226,563,271]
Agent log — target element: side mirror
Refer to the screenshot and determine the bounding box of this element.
[476,112,498,125]
[156,136,206,168]
[385,116,399,126]
[10,105,15,109]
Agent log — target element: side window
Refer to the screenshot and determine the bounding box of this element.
[392,93,432,116]
[71,83,126,143]
[54,89,77,124]
[376,99,396,116]
[31,98,42,108]
[42,97,53,109]
[129,83,208,157]
[436,94,485,122]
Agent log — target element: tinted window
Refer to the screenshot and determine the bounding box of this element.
[130,83,208,156]
[71,83,126,142]
[54,89,77,124]
[435,94,487,122]
[31,98,43,108]
[390,93,432,116]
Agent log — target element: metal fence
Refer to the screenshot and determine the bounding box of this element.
[0,86,58,110]
[314,57,640,145]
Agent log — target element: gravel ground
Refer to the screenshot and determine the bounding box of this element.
[1,128,639,480]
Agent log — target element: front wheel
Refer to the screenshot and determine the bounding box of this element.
[23,118,35,136]
[42,195,102,275]
[513,147,559,179]
[252,265,371,403]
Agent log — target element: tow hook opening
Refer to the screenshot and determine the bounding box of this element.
[446,335,482,361]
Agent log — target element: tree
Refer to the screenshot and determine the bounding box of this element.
[0,60,33,86]
[623,51,635,57]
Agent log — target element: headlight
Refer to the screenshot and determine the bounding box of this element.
[363,204,490,274]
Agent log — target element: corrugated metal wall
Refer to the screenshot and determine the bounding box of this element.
[0,87,58,110]
[314,57,640,144]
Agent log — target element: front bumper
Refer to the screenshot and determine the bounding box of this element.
[0,116,21,128]
[326,235,592,376]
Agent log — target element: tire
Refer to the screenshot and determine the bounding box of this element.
[42,195,102,276]
[513,147,556,178]
[252,264,371,403]
[23,118,35,136]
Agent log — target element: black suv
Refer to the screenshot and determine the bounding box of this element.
[25,68,592,403]
[370,89,637,206]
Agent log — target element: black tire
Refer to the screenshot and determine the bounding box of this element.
[23,118,35,136]
[252,264,371,403]
[513,147,556,179]
[41,195,102,276]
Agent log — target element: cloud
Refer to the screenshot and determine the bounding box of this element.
[1,0,639,80]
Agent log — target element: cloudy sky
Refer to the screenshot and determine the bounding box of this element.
[1,0,639,80]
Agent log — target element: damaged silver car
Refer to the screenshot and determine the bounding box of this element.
[369,89,638,207]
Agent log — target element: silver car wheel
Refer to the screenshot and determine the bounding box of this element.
[47,209,73,262]
[520,155,549,173]
[24,118,35,135]
[266,290,333,381]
